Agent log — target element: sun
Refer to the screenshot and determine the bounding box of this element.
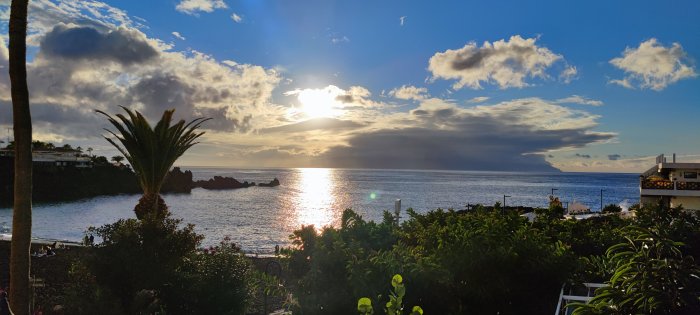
[296,88,340,118]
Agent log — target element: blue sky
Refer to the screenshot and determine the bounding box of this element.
[0,0,698,172]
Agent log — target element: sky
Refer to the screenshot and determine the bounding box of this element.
[0,0,698,172]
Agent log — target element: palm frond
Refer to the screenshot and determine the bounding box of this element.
[97,107,209,196]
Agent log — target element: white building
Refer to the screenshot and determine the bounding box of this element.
[0,149,92,168]
[640,154,700,210]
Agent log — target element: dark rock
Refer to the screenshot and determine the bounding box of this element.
[161,167,193,193]
[194,176,255,190]
[258,178,280,187]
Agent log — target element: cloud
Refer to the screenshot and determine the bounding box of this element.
[575,153,591,159]
[0,1,616,172]
[316,98,614,171]
[560,65,578,83]
[400,16,406,26]
[231,13,243,23]
[40,24,158,65]
[467,96,489,103]
[609,38,697,91]
[172,31,185,40]
[388,85,428,101]
[556,95,603,106]
[428,35,571,89]
[176,0,227,15]
[608,154,621,160]
[260,117,364,134]
[0,1,282,139]
[331,35,349,44]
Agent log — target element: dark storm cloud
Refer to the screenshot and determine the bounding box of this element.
[40,25,158,65]
[0,100,105,138]
[608,154,622,160]
[315,102,614,172]
[261,117,364,134]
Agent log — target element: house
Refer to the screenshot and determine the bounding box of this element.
[640,153,700,210]
[0,148,92,168]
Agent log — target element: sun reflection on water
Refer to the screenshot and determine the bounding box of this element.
[294,168,336,230]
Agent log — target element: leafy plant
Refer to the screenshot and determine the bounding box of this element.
[357,274,423,315]
[571,226,700,314]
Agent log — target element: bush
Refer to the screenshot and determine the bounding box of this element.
[572,226,700,314]
[82,215,252,314]
[601,204,622,214]
[287,208,576,314]
[163,239,252,314]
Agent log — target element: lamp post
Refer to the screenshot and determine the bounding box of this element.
[503,195,511,215]
[600,189,605,212]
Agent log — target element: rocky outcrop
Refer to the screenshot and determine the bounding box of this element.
[161,167,194,193]
[194,176,255,190]
[258,178,280,187]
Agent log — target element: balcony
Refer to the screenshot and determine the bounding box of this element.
[641,180,673,190]
[640,179,700,196]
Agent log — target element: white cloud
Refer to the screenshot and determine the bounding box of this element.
[231,12,243,23]
[400,16,406,26]
[0,0,282,139]
[467,96,489,103]
[331,35,350,44]
[172,31,185,40]
[428,35,571,89]
[388,85,428,101]
[175,0,227,15]
[560,65,578,83]
[609,38,697,91]
[555,95,603,106]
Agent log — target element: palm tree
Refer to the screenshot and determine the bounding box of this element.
[8,0,31,314]
[97,107,209,220]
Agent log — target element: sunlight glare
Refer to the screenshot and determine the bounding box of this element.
[297,88,340,118]
[295,168,335,230]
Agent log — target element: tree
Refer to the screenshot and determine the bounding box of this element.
[97,107,209,220]
[8,0,32,314]
[111,155,125,164]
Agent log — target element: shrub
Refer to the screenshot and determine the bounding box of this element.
[84,215,252,314]
[163,239,252,314]
[87,216,202,311]
[601,204,622,214]
[572,226,700,314]
[287,208,576,314]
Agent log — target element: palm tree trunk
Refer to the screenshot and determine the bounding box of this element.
[8,0,31,314]
[135,193,168,221]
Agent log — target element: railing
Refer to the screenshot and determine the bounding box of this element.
[641,180,673,190]
[641,180,700,191]
[677,181,700,191]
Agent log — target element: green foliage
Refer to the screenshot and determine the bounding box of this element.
[602,204,622,214]
[288,208,576,314]
[60,261,125,315]
[86,215,203,312]
[358,297,374,314]
[81,214,253,314]
[164,239,252,314]
[571,226,700,314]
[357,274,422,315]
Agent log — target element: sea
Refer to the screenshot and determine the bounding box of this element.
[0,168,639,254]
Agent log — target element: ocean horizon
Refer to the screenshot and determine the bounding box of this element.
[0,167,640,253]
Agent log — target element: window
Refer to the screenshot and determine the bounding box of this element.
[683,171,697,179]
